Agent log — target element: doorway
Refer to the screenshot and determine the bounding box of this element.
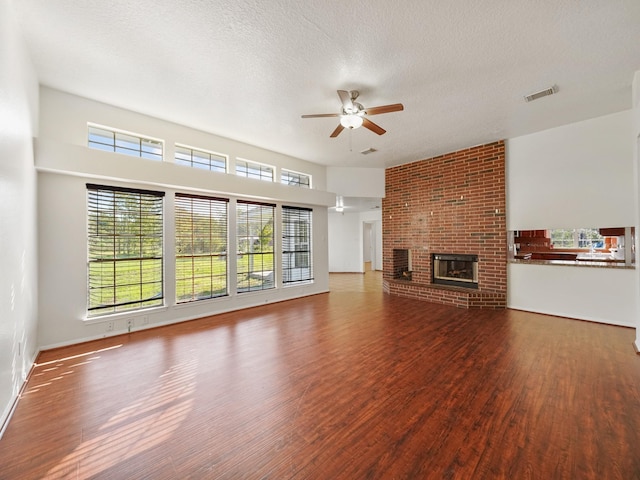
[363,220,381,271]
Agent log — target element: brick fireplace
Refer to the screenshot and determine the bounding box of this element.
[382,141,506,308]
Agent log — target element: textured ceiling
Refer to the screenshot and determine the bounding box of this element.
[13,0,640,170]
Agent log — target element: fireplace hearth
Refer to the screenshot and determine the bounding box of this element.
[432,254,478,289]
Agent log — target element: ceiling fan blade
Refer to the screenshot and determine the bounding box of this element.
[301,113,340,118]
[330,124,345,138]
[364,103,404,115]
[337,90,354,111]
[362,118,386,135]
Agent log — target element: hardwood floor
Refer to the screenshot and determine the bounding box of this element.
[1,271,639,479]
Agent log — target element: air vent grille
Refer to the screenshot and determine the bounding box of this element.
[524,85,557,102]
[360,147,377,155]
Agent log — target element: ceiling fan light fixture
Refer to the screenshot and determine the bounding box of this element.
[340,114,363,129]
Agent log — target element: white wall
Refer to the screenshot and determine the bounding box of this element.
[633,70,640,349]
[0,0,39,435]
[36,89,334,348]
[361,210,383,271]
[507,110,638,326]
[325,166,385,273]
[328,212,363,272]
[326,167,385,198]
[328,209,382,273]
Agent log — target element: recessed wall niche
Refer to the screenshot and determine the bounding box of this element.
[393,249,412,280]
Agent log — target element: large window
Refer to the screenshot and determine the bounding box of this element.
[282,206,313,284]
[88,124,163,161]
[236,201,275,292]
[175,145,227,173]
[87,184,164,316]
[235,159,274,182]
[281,169,311,188]
[550,228,605,249]
[175,194,228,302]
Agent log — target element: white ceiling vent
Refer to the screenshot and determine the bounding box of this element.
[360,147,377,155]
[524,85,557,102]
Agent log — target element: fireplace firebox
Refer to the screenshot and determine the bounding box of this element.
[432,254,478,289]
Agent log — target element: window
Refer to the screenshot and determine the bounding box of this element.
[281,169,311,188]
[175,145,227,173]
[282,206,313,284]
[87,184,164,316]
[550,228,604,249]
[235,159,274,182]
[88,124,163,160]
[175,194,228,302]
[236,201,275,292]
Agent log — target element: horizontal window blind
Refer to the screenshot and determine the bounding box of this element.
[87,184,164,316]
[282,206,313,284]
[236,200,275,292]
[175,193,229,302]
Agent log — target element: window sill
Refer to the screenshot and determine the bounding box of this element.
[83,305,168,324]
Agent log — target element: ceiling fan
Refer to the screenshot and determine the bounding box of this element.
[301,90,404,137]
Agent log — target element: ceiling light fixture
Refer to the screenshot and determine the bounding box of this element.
[340,114,363,129]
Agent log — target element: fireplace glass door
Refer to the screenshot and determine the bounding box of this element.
[432,254,478,288]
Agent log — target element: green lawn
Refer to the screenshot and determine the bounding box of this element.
[89,253,275,313]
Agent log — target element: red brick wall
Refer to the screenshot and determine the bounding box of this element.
[383,141,506,306]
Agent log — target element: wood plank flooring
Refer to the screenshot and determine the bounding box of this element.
[1,271,640,479]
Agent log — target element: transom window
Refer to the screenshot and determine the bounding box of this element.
[281,170,311,188]
[282,206,313,284]
[235,159,274,182]
[175,145,227,173]
[236,201,275,292]
[175,194,228,302]
[87,184,164,316]
[88,124,163,160]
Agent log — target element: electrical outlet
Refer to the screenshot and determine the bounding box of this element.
[106,321,114,332]
[127,319,133,332]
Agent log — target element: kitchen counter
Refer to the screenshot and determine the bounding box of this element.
[509,257,634,269]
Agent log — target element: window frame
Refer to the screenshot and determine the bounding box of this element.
[175,193,229,303]
[236,200,275,292]
[235,158,275,182]
[550,228,605,249]
[175,144,228,173]
[281,169,312,188]
[282,206,313,285]
[88,123,163,161]
[86,184,165,317]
